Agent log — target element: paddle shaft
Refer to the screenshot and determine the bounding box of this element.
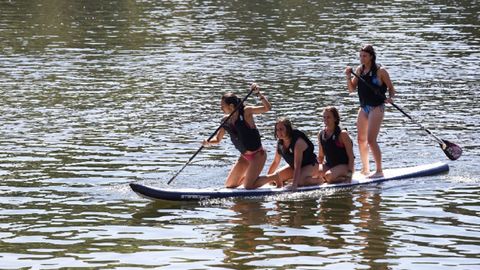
[167,88,255,185]
[349,70,446,147]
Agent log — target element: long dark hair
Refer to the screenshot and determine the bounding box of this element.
[274,117,294,141]
[321,106,343,141]
[323,106,341,127]
[222,92,243,109]
[360,44,377,71]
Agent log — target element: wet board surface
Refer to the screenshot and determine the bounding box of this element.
[130,162,449,201]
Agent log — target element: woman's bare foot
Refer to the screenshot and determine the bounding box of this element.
[360,169,370,176]
[319,176,327,185]
[336,175,351,183]
[368,171,384,179]
[311,176,325,185]
[274,174,284,188]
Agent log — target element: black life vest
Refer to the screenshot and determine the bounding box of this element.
[222,107,262,154]
[319,126,349,167]
[358,64,387,107]
[277,129,317,168]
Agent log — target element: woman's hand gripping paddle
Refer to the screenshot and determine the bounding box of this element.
[167,86,256,185]
[350,70,462,160]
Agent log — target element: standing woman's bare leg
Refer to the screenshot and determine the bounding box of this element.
[357,109,370,175]
[367,106,384,177]
[225,157,249,188]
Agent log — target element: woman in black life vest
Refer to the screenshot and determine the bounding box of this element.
[345,44,396,178]
[258,118,321,191]
[318,106,355,183]
[202,83,272,189]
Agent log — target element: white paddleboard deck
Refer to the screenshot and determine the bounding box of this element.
[130,162,449,201]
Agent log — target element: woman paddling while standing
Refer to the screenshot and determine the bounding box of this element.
[318,106,355,184]
[202,83,272,189]
[345,44,396,178]
[258,118,321,191]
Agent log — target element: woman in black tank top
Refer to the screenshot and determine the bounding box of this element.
[257,118,322,191]
[202,83,273,189]
[318,106,355,184]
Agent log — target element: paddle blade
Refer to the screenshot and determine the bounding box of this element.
[441,140,462,160]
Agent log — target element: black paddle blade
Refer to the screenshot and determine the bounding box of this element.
[441,140,462,160]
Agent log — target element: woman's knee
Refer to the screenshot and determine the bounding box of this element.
[358,137,367,145]
[226,182,239,189]
[225,176,243,188]
[367,136,377,145]
[367,134,381,147]
[243,176,259,189]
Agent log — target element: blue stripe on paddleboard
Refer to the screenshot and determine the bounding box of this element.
[130,162,449,201]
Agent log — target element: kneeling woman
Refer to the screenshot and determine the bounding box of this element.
[259,118,321,190]
[318,106,355,184]
[203,83,272,189]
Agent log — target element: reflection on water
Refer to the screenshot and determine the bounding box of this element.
[356,191,391,270]
[1,0,479,268]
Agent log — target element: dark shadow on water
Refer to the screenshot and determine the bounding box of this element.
[130,199,200,222]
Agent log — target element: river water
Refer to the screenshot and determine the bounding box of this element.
[0,0,479,269]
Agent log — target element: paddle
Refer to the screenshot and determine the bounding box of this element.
[349,69,462,160]
[167,87,256,185]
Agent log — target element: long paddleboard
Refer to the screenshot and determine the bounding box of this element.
[130,162,449,201]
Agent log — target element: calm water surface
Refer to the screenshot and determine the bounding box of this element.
[0,0,479,269]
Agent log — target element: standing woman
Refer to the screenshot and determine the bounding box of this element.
[203,83,272,189]
[258,118,321,190]
[318,106,355,184]
[345,44,396,178]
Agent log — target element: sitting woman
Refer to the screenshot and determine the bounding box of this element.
[318,106,355,184]
[258,118,321,190]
